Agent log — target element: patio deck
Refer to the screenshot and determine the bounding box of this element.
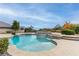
[7,39,79,56]
[0,33,79,56]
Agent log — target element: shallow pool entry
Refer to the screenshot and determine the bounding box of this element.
[9,34,57,52]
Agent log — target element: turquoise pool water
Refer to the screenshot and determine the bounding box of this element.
[9,34,57,52]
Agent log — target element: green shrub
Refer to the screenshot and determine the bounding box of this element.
[0,38,9,54]
[61,29,75,35]
[12,32,16,35]
[75,26,79,34]
[6,31,12,33]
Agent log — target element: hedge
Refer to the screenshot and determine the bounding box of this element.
[61,29,75,35]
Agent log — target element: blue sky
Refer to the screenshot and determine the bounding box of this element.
[0,3,79,29]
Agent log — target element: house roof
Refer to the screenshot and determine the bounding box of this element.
[0,21,11,28]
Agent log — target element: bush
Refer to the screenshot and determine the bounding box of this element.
[75,26,79,34]
[61,29,75,35]
[0,38,9,54]
[12,32,16,35]
[6,31,12,33]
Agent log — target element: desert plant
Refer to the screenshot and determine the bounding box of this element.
[0,38,9,54]
[61,29,75,35]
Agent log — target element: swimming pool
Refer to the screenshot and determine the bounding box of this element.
[9,34,57,52]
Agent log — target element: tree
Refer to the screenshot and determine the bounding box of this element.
[12,20,20,32]
[63,22,76,30]
[53,24,63,30]
[63,22,71,29]
[24,26,34,32]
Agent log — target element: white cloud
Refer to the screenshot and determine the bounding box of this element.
[0,6,63,25]
[24,14,62,23]
[20,8,63,23]
[0,8,16,16]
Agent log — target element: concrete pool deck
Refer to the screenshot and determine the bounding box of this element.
[0,33,35,38]
[0,34,13,38]
[7,39,79,56]
[1,33,79,56]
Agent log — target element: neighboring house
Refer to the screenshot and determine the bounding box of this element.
[0,21,12,33]
[0,21,25,33]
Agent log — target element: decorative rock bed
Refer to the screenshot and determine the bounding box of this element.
[49,33,79,41]
[61,35,79,41]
